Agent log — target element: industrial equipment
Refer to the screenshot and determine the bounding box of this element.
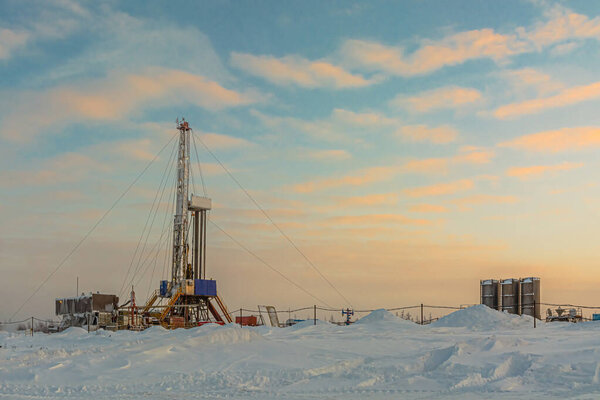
[130,119,232,329]
[501,278,520,314]
[480,279,500,311]
[55,293,119,331]
[520,277,541,319]
[546,307,582,323]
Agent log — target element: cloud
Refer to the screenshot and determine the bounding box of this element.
[522,8,600,49]
[337,193,399,207]
[307,149,352,161]
[0,153,110,188]
[401,148,494,175]
[0,28,29,60]
[403,179,474,198]
[493,81,600,118]
[321,214,431,226]
[450,194,518,211]
[0,68,259,142]
[292,165,399,193]
[500,68,564,96]
[291,147,492,193]
[230,53,376,89]
[114,139,157,161]
[498,127,600,152]
[397,124,458,144]
[339,9,600,77]
[198,132,252,150]
[409,204,448,213]
[252,108,398,143]
[391,86,482,112]
[340,29,524,77]
[506,162,583,179]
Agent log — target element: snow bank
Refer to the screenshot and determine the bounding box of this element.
[355,309,419,328]
[431,304,533,330]
[5,309,600,399]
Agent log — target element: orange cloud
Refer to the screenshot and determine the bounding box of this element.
[494,81,600,118]
[292,165,400,193]
[402,149,494,175]
[341,29,524,76]
[450,194,518,211]
[506,162,583,179]
[498,127,600,152]
[230,53,374,89]
[501,68,564,96]
[1,68,258,142]
[397,124,458,144]
[322,214,431,226]
[404,179,474,198]
[337,193,399,207]
[198,132,251,149]
[307,149,352,161]
[340,10,600,77]
[0,153,110,187]
[409,204,448,213]
[392,86,482,112]
[292,148,492,193]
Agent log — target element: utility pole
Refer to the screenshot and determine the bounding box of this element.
[314,305,316,326]
[421,304,424,325]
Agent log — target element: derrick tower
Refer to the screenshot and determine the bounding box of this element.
[147,119,231,327]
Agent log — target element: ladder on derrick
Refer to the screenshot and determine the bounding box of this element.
[142,290,159,314]
[159,290,182,322]
[214,295,233,323]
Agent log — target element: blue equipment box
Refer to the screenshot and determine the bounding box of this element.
[593,314,600,321]
[160,280,168,296]
[194,279,217,296]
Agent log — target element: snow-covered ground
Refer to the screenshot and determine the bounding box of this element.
[1,305,600,399]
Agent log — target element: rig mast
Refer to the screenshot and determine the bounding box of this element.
[172,119,191,285]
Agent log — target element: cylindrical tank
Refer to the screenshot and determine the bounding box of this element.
[520,277,541,319]
[480,279,500,310]
[501,278,520,314]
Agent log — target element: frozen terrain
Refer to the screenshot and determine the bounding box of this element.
[2,305,600,399]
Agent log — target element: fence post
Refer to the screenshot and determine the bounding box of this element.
[239,308,242,328]
[314,305,316,326]
[31,317,33,337]
[421,304,424,325]
[533,300,536,328]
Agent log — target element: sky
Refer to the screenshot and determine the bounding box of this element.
[2,0,600,320]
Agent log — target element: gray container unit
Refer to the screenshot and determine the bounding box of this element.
[480,279,501,310]
[520,277,540,319]
[501,278,520,314]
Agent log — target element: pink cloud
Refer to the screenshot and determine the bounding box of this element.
[494,81,600,118]
[409,204,448,213]
[392,86,482,112]
[230,53,375,89]
[498,127,600,152]
[506,162,583,179]
[1,68,259,142]
[397,124,458,144]
[403,179,474,198]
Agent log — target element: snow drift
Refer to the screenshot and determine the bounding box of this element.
[1,312,598,399]
[431,304,534,330]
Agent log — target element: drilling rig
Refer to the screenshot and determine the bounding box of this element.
[132,119,232,328]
